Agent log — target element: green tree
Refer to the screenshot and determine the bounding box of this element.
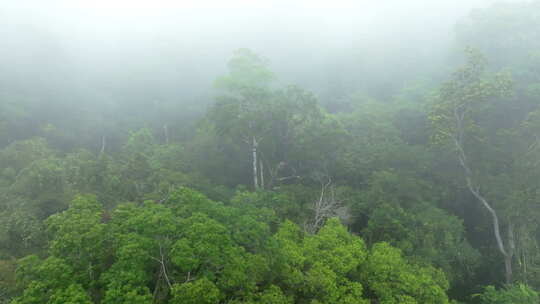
[475,284,539,304]
[360,171,479,287]
[211,49,275,189]
[430,48,516,283]
[360,242,449,304]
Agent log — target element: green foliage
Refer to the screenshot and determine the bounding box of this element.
[0,138,53,174]
[48,284,92,304]
[304,218,366,276]
[253,285,292,304]
[215,48,275,91]
[269,219,371,304]
[209,50,347,188]
[430,44,540,291]
[360,243,449,304]
[8,188,454,304]
[12,256,78,304]
[45,195,107,286]
[475,284,539,304]
[357,170,479,286]
[5,10,540,302]
[170,278,221,304]
[0,259,17,303]
[101,284,152,304]
[430,48,513,145]
[338,100,410,186]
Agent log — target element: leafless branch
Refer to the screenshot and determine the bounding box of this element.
[305,176,341,234]
[150,244,173,289]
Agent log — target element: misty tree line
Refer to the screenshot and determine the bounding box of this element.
[1,1,540,303]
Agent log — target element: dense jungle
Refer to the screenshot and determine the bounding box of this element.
[1,1,540,303]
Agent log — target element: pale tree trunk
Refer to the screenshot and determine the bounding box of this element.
[505,224,515,284]
[260,160,264,190]
[252,136,259,190]
[453,106,515,283]
[100,135,106,155]
[163,124,169,145]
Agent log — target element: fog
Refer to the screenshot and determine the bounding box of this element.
[2,0,509,106]
[3,2,540,302]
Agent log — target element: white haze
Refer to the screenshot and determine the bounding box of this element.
[0,0,518,105]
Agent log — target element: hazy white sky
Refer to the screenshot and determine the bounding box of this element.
[0,0,516,99]
[4,0,502,32]
[2,0,505,55]
[1,0,511,64]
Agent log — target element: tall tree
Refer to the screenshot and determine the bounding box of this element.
[430,48,515,283]
[212,49,275,190]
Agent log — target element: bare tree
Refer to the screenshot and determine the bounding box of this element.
[305,175,341,234]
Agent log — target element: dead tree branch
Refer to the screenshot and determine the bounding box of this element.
[305,176,341,234]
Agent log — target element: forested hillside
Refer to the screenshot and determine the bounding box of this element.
[1,1,540,303]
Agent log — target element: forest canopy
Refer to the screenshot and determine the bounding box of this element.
[1,1,540,303]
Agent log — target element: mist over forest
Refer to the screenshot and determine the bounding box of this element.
[1,1,540,303]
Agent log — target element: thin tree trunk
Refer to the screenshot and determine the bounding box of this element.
[506,223,515,284]
[100,135,106,155]
[453,106,514,283]
[505,254,513,284]
[252,136,259,190]
[260,160,264,190]
[465,177,508,257]
[163,124,169,145]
